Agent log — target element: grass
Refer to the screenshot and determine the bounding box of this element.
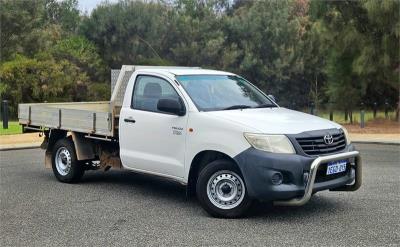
[0,121,22,135]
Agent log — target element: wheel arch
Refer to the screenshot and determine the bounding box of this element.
[186,150,242,197]
[44,130,96,168]
[44,129,67,168]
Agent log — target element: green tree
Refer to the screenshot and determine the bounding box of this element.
[0,0,46,60]
[0,0,82,61]
[45,36,109,100]
[1,0,398,117]
[166,0,228,67]
[48,35,106,83]
[0,55,89,116]
[79,0,173,70]
[1,0,108,115]
[222,0,315,107]
[312,0,399,114]
[43,0,81,33]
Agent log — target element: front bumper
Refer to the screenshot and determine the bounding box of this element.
[274,150,361,206]
[233,145,362,205]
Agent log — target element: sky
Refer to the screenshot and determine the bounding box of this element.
[78,0,118,14]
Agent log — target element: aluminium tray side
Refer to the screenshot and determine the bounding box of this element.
[18,103,113,137]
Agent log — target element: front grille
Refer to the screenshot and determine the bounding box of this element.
[296,132,346,156]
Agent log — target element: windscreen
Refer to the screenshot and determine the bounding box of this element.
[176,75,276,111]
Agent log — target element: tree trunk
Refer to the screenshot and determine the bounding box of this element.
[349,110,353,124]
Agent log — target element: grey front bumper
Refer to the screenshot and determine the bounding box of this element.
[274,150,362,206]
[233,146,362,205]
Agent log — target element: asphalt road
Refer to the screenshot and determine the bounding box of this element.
[1,144,399,247]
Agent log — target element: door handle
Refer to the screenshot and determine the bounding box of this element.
[124,118,136,123]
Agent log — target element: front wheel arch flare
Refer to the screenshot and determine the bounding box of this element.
[187,150,243,197]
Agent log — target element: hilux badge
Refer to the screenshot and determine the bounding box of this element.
[324,134,334,145]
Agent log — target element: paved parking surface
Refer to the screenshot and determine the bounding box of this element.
[1,144,399,246]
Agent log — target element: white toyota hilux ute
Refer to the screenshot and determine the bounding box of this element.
[19,66,362,218]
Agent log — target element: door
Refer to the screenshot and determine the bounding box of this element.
[119,75,188,178]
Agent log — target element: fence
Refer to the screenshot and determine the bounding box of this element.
[294,101,400,127]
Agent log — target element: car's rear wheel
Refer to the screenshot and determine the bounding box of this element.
[52,138,84,183]
[196,159,252,218]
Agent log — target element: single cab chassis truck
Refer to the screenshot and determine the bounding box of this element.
[19,65,362,218]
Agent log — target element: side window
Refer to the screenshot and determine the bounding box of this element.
[131,75,180,113]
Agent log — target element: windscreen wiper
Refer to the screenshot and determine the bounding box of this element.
[254,103,278,108]
[223,105,252,110]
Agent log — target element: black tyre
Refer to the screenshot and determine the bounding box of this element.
[196,159,252,218]
[51,138,84,183]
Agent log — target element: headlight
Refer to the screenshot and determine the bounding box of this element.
[244,133,295,154]
[342,127,351,145]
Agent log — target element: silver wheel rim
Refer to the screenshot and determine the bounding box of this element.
[55,147,71,176]
[206,170,246,210]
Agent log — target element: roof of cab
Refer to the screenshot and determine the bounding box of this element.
[135,68,235,76]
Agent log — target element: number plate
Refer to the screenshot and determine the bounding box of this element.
[326,160,347,175]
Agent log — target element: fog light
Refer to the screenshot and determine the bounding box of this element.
[271,172,283,185]
[303,172,309,186]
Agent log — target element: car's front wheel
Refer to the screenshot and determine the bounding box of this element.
[196,159,252,218]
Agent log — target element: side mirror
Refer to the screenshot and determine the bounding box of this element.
[268,94,276,103]
[157,98,185,116]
